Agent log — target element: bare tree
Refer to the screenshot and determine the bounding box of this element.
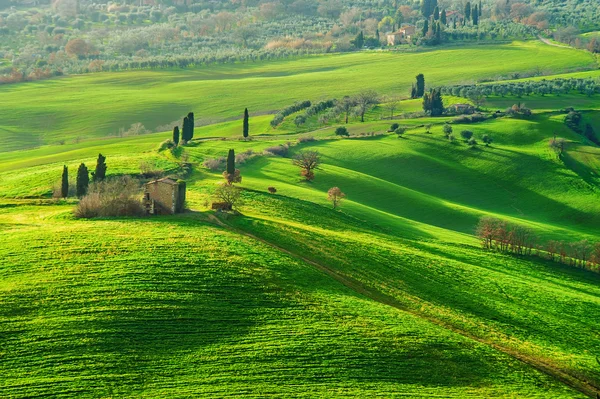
[355,90,379,122]
[293,150,321,181]
[383,97,400,119]
[327,187,346,209]
[338,96,356,124]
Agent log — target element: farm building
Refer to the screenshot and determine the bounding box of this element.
[144,178,186,215]
[387,25,416,46]
[447,103,476,115]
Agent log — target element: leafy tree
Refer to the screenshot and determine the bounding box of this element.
[460,130,474,141]
[482,134,493,146]
[338,96,356,124]
[395,127,407,137]
[182,116,190,142]
[335,126,349,136]
[61,165,69,198]
[94,153,107,182]
[468,137,478,147]
[293,150,321,181]
[294,115,306,127]
[351,31,364,49]
[243,108,249,138]
[390,123,400,131]
[355,90,379,122]
[327,187,346,209]
[214,184,243,210]
[443,123,453,137]
[76,163,89,198]
[172,126,180,146]
[415,74,425,97]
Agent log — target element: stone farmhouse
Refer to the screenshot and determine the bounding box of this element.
[386,25,416,46]
[144,178,186,215]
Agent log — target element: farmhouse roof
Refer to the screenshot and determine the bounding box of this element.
[149,177,179,185]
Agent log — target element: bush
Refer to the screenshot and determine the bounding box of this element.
[202,157,225,171]
[468,137,478,147]
[389,123,399,132]
[297,136,315,143]
[335,126,349,136]
[264,144,289,157]
[394,127,406,137]
[460,130,474,141]
[158,139,175,151]
[268,186,277,194]
[235,150,255,165]
[74,176,145,218]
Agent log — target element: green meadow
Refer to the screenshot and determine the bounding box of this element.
[1,41,600,397]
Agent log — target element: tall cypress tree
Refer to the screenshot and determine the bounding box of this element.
[76,163,89,198]
[173,126,180,146]
[243,108,249,138]
[61,165,68,198]
[226,149,235,176]
[440,9,447,25]
[472,5,479,24]
[422,19,429,36]
[416,74,425,97]
[420,0,431,18]
[465,2,471,22]
[94,153,107,182]
[479,0,482,16]
[187,112,194,140]
[433,6,439,20]
[182,116,190,142]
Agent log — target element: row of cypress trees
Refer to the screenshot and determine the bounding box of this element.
[60,153,107,198]
[172,109,250,145]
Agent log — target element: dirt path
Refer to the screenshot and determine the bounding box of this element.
[538,35,572,49]
[202,212,599,398]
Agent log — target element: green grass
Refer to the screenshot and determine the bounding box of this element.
[0,41,595,152]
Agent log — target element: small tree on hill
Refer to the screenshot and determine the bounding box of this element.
[415,74,425,97]
[338,96,356,124]
[61,165,69,198]
[188,112,195,140]
[76,163,89,198]
[335,126,349,136]
[173,126,180,146]
[93,153,107,182]
[223,149,242,184]
[214,183,243,210]
[482,134,493,146]
[182,116,190,143]
[395,127,406,138]
[443,124,453,138]
[327,187,346,209]
[355,90,379,122]
[468,137,478,147]
[293,150,321,181]
[460,130,473,141]
[243,108,249,138]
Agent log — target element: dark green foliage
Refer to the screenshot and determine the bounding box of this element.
[422,88,444,116]
[243,108,249,138]
[335,126,349,136]
[182,117,190,142]
[482,134,493,146]
[422,19,429,36]
[465,2,471,22]
[271,101,311,127]
[415,74,425,98]
[433,6,439,20]
[76,163,89,198]
[440,9,447,25]
[94,153,107,182]
[173,126,180,146]
[352,31,364,49]
[394,127,406,137]
[472,5,479,25]
[468,137,478,147]
[227,149,235,175]
[295,115,306,127]
[421,0,435,18]
[461,130,474,141]
[443,124,453,137]
[61,165,68,198]
[188,112,195,140]
[584,123,598,144]
[410,85,417,99]
[390,123,400,131]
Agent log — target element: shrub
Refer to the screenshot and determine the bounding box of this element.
[297,136,315,143]
[264,144,289,157]
[158,139,175,151]
[468,137,478,147]
[335,126,349,136]
[268,186,277,194]
[294,115,306,127]
[271,100,311,127]
[482,134,493,146]
[202,157,225,171]
[443,124,453,137]
[74,176,145,218]
[389,123,399,132]
[395,127,406,137]
[235,149,255,164]
[461,130,474,141]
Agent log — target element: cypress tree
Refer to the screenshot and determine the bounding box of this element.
[465,2,471,22]
[187,112,194,140]
[416,74,425,97]
[433,5,439,20]
[420,0,431,18]
[422,19,429,36]
[61,165,68,198]
[479,0,482,16]
[472,5,479,25]
[410,84,417,99]
[173,126,180,146]
[94,153,107,182]
[76,163,89,198]
[226,149,235,176]
[243,108,249,138]
[182,116,190,142]
[440,9,447,25]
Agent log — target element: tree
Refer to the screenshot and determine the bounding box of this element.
[355,90,379,122]
[395,127,406,138]
[415,74,425,97]
[295,115,306,127]
[421,0,433,18]
[339,96,356,124]
[465,2,471,22]
[293,150,321,181]
[223,149,242,184]
[243,108,249,138]
[173,126,180,146]
[423,88,444,116]
[479,0,482,16]
[460,130,474,141]
[433,5,439,20]
[61,165,69,198]
[214,184,243,210]
[440,9,447,24]
[351,31,364,49]
[384,99,400,119]
[443,123,453,137]
[422,19,429,36]
[327,187,346,209]
[94,153,107,182]
[472,4,479,25]
[182,116,190,142]
[335,126,349,136]
[65,38,90,57]
[187,112,195,140]
[76,163,89,198]
[482,134,493,146]
[468,137,478,147]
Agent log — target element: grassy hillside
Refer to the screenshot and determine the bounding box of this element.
[0,41,595,152]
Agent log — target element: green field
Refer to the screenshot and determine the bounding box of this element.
[0,41,595,152]
[2,41,600,398]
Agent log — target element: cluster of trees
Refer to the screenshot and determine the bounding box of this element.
[441,78,600,100]
[477,216,600,272]
[564,110,598,145]
[271,100,312,127]
[422,88,444,116]
[59,153,107,198]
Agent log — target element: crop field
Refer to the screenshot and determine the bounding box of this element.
[2,41,600,398]
[0,41,595,152]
